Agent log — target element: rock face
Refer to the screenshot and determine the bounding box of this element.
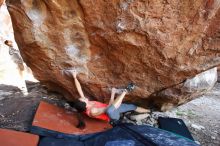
[6,0,220,109]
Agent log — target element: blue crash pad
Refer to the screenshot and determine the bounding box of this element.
[37,124,199,146]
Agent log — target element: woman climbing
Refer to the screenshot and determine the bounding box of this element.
[68,70,150,127]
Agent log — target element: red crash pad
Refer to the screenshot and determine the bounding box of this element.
[32,101,112,135]
[0,129,39,146]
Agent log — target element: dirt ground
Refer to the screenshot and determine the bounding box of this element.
[155,84,220,146]
[167,86,220,146]
[0,82,67,131]
[0,81,219,146]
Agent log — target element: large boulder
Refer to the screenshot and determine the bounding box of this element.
[6,0,220,109]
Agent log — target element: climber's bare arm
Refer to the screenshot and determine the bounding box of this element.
[72,71,85,98]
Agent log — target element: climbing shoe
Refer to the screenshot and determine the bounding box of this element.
[126,83,135,92]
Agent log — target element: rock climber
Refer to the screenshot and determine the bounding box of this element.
[68,70,150,128]
[4,40,27,94]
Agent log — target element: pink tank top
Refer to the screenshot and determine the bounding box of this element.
[85,101,110,122]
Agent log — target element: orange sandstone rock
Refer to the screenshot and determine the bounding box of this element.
[6,0,220,110]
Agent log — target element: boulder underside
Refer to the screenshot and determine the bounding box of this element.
[6,0,220,110]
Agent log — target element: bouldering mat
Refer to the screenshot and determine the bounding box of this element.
[0,128,39,146]
[158,117,194,141]
[38,124,199,146]
[31,101,112,137]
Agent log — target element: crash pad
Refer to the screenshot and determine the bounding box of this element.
[158,117,194,141]
[0,129,39,146]
[32,101,112,135]
[38,124,199,146]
